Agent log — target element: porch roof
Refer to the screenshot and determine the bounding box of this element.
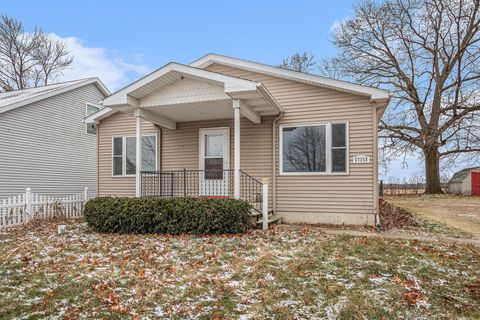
[91,63,282,128]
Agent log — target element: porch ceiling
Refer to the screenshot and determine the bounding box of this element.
[146,100,234,122]
[101,62,282,128]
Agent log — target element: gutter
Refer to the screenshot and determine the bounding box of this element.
[257,83,284,114]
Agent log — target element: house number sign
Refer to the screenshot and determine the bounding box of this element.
[352,155,371,164]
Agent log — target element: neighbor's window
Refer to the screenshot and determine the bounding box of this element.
[281,122,348,174]
[85,103,100,135]
[112,135,157,176]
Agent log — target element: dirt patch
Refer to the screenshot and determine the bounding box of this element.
[379,200,419,230]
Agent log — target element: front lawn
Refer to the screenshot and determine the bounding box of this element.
[1,220,480,319]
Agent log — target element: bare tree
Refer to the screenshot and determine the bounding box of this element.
[0,15,73,92]
[280,52,317,73]
[317,56,345,80]
[328,0,480,193]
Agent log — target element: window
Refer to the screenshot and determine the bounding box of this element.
[113,137,123,176]
[282,125,326,173]
[86,103,100,135]
[112,135,157,176]
[280,122,348,174]
[331,123,347,172]
[125,137,136,175]
[204,134,224,179]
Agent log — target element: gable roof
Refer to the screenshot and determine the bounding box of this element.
[0,78,110,114]
[190,53,391,103]
[102,62,280,108]
[449,167,480,183]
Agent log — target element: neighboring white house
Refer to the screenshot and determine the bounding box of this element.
[0,78,109,197]
[448,167,480,195]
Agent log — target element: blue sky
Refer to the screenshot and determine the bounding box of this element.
[3,0,429,179]
[4,1,353,72]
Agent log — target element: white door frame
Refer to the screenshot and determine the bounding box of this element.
[199,127,230,196]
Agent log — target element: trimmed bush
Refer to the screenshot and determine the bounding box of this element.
[84,196,252,234]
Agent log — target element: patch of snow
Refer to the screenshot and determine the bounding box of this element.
[325,297,347,320]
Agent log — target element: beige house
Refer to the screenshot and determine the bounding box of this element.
[85,54,390,226]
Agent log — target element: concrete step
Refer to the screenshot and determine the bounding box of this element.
[256,214,282,226]
[249,210,262,217]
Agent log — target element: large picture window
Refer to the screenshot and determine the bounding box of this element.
[280,122,348,174]
[112,135,157,176]
[282,125,326,173]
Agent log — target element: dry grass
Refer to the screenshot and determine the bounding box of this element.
[388,195,480,239]
[1,220,480,319]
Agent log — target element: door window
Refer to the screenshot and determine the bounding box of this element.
[204,134,223,179]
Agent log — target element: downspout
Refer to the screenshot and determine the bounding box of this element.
[272,111,284,213]
[374,101,389,232]
[95,121,100,196]
[155,125,163,171]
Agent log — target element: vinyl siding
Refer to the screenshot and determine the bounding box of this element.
[161,117,274,207]
[97,112,159,196]
[98,114,273,204]
[97,64,378,225]
[0,84,105,197]
[206,64,376,225]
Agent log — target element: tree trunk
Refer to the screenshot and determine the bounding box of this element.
[424,147,443,194]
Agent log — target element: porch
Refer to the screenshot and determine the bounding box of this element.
[97,62,284,229]
[140,169,270,224]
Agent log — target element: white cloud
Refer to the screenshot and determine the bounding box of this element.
[49,34,150,92]
[329,20,342,33]
[329,16,351,34]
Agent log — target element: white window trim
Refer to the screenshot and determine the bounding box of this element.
[85,103,101,135]
[198,127,230,171]
[279,121,349,176]
[111,134,158,177]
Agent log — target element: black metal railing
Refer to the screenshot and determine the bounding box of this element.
[141,169,263,213]
[239,170,263,213]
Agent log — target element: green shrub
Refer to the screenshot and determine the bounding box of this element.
[84,196,252,234]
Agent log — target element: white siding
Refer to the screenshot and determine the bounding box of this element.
[448,169,480,195]
[0,84,106,197]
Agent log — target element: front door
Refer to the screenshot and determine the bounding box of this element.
[472,172,480,196]
[199,128,230,196]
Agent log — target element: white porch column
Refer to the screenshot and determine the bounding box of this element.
[134,109,142,197]
[233,99,241,199]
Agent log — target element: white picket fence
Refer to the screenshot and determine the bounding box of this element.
[0,187,96,229]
